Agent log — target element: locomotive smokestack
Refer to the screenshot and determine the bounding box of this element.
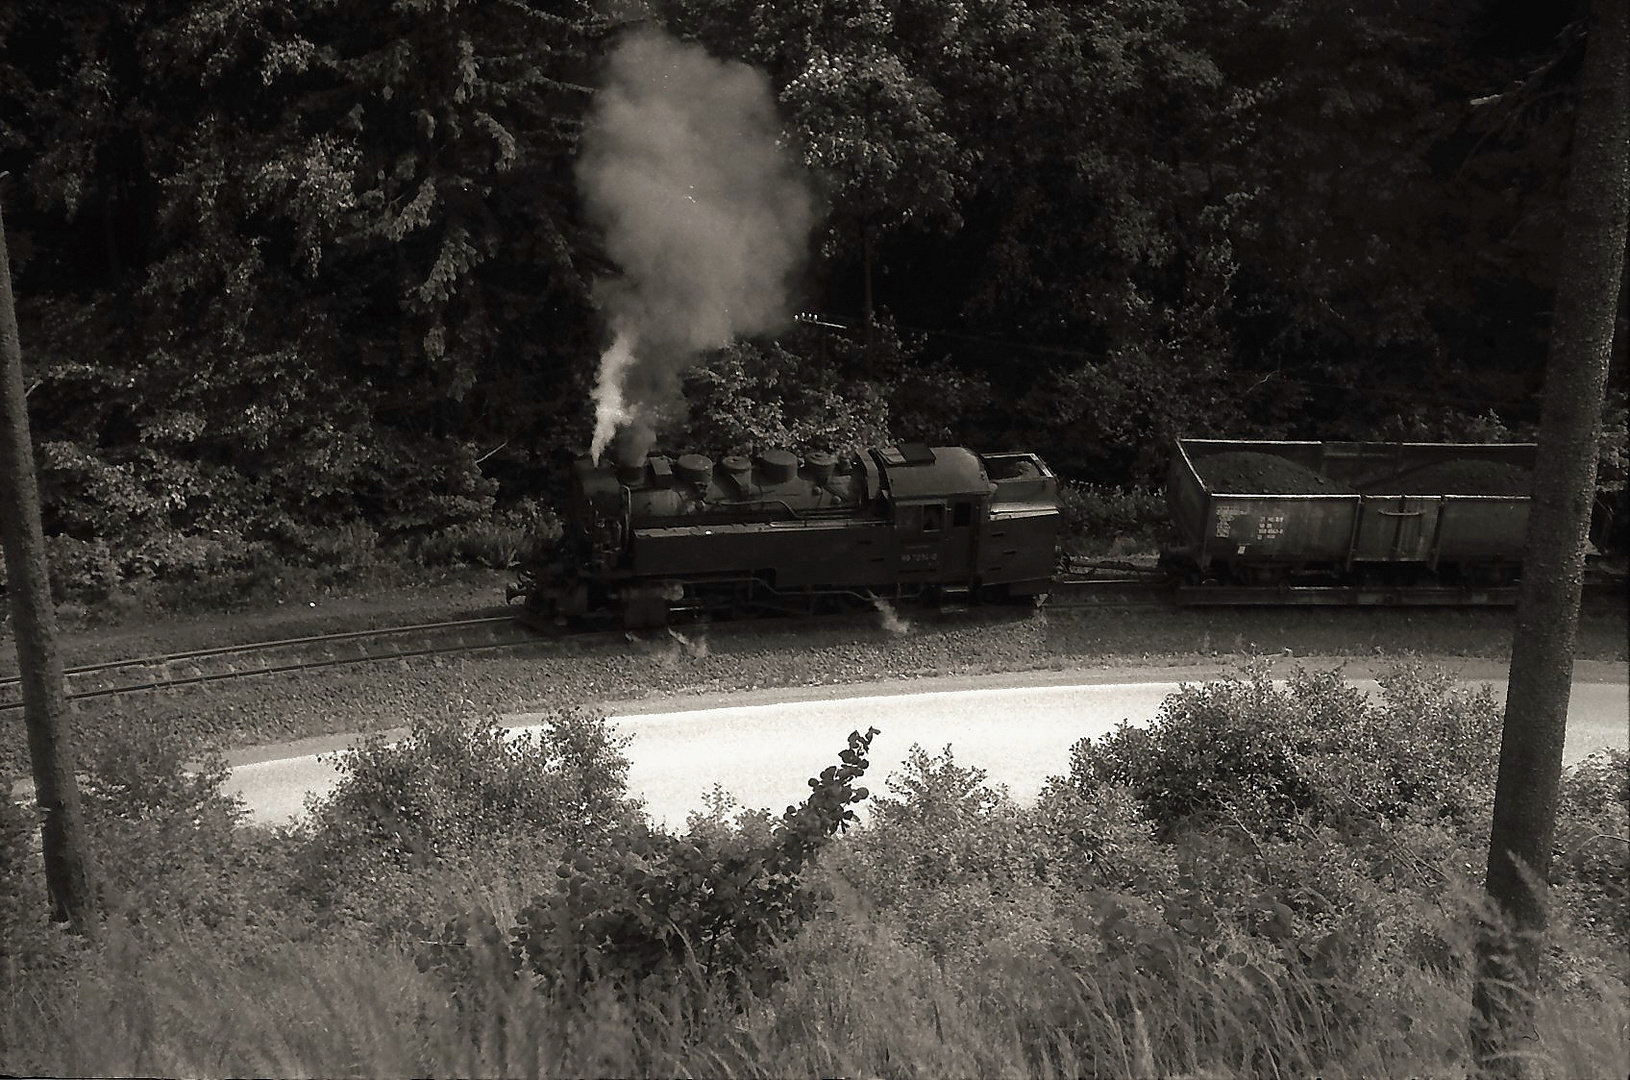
[608,418,654,469]
[617,457,648,486]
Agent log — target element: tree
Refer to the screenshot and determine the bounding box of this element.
[2,1,610,588]
[673,0,977,345]
[1470,0,1629,1071]
[0,187,97,933]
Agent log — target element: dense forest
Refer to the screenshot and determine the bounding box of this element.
[1,0,1624,598]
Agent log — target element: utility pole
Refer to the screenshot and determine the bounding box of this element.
[0,182,98,933]
[1471,0,1630,1072]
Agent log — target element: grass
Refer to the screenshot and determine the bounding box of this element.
[4,895,1625,1079]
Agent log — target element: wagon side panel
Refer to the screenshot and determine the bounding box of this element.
[1207,495,1361,568]
[1434,497,1531,562]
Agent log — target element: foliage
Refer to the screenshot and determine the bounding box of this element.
[0,0,1609,592]
[2,670,1626,1077]
[297,706,642,927]
[508,726,878,1000]
[679,336,890,457]
[72,714,301,937]
[1065,662,1503,835]
[408,498,557,571]
[883,352,994,448]
[826,663,1622,1075]
[1056,481,1169,556]
[835,743,1173,965]
[2,0,602,598]
[1550,749,1630,954]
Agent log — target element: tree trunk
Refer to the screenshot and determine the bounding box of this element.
[0,190,99,933]
[1471,0,1630,1072]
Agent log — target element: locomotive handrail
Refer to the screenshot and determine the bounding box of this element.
[761,499,805,521]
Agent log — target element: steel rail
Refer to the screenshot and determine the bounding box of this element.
[42,632,548,706]
[1046,577,1626,609]
[0,615,529,711]
[0,615,516,689]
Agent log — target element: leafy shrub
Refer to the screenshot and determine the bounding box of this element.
[682,784,776,850]
[1056,481,1169,556]
[835,744,1064,962]
[821,666,1623,1074]
[508,727,879,1001]
[40,535,124,599]
[411,521,527,570]
[1066,667,1320,832]
[1551,749,1630,953]
[885,356,995,447]
[1065,662,1502,836]
[71,714,303,944]
[297,706,643,928]
[22,324,503,602]
[1014,347,1246,487]
[407,499,559,571]
[287,521,380,570]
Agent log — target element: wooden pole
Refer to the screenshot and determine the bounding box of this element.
[1471,0,1630,1071]
[0,183,98,932]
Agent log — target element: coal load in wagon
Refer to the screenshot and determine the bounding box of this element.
[1366,460,1533,496]
[1194,451,1357,495]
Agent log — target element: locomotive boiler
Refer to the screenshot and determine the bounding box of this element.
[511,444,1062,628]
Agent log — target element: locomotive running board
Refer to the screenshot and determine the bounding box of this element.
[1175,585,1520,607]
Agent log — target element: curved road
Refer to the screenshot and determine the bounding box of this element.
[224,660,1628,829]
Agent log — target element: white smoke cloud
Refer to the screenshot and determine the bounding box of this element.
[577,28,817,463]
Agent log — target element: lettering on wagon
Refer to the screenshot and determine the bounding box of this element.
[1214,504,1251,537]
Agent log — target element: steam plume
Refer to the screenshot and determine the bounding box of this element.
[577,28,817,463]
[870,596,913,636]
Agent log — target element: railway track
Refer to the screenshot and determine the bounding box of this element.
[0,615,544,713]
[1048,577,1529,608]
[1051,558,1628,609]
[1,576,1621,711]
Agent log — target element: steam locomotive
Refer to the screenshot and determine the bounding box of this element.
[510,444,1062,629]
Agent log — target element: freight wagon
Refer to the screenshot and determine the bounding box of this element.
[1161,438,1537,587]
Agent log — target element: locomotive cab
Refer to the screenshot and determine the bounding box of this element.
[976,451,1061,596]
[876,445,987,587]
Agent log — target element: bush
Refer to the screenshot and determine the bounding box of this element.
[506,727,880,1002]
[410,520,531,570]
[1064,662,1502,836]
[1056,481,1169,556]
[819,665,1622,1075]
[886,357,995,448]
[1551,749,1630,954]
[679,338,891,456]
[835,744,1065,962]
[296,706,643,929]
[75,714,301,938]
[40,535,124,600]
